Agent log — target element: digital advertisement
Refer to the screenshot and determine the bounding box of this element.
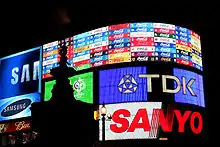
[0,47,41,121]
[99,66,204,107]
[98,102,204,141]
[0,93,40,121]
[44,72,93,104]
[69,72,93,104]
[173,68,205,107]
[0,47,41,100]
[42,23,203,79]
[99,66,148,104]
[0,120,31,133]
[99,102,162,140]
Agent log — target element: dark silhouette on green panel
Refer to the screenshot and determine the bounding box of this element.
[31,41,97,147]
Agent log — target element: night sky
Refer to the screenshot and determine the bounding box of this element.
[0,3,218,142]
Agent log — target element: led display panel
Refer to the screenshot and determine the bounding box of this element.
[44,80,56,101]
[99,102,162,140]
[99,66,147,104]
[173,68,205,107]
[0,47,41,121]
[42,23,202,79]
[69,72,93,103]
[44,72,93,104]
[42,37,73,79]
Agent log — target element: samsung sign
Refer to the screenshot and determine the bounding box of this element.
[0,47,41,121]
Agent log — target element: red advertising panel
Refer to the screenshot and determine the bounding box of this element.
[0,120,31,133]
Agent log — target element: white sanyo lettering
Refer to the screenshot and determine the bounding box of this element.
[179,27,187,32]
[179,32,187,37]
[114,38,124,44]
[180,36,188,42]
[180,41,187,46]
[114,29,124,34]
[94,52,103,56]
[136,28,147,32]
[160,52,170,57]
[114,43,124,48]
[94,61,103,66]
[181,55,189,60]
[137,57,148,61]
[114,34,124,39]
[160,43,170,47]
[137,37,148,41]
[160,29,169,33]
[160,48,170,52]
[94,56,103,62]
[114,48,124,53]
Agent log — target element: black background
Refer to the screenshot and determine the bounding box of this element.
[0,2,218,145]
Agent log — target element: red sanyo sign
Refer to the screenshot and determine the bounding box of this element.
[99,102,203,140]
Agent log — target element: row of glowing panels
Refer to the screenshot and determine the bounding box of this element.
[44,67,205,108]
[42,23,202,78]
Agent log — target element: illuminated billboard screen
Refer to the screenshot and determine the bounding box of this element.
[0,47,41,121]
[98,102,204,141]
[99,102,162,140]
[173,68,205,107]
[69,72,93,103]
[99,66,147,104]
[42,23,202,79]
[42,37,73,79]
[44,72,93,104]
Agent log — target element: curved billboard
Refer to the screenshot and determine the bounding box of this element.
[42,23,202,79]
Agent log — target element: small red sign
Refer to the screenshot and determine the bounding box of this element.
[0,120,31,133]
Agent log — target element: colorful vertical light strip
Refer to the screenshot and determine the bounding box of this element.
[42,41,59,79]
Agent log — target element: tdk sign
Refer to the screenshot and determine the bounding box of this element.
[99,66,204,107]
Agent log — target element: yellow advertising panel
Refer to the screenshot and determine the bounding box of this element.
[108,52,131,60]
[43,50,58,57]
[74,45,89,53]
[109,57,131,64]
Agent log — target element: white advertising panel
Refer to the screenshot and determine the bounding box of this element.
[99,102,162,140]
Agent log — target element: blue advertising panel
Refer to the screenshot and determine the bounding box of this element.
[0,93,40,121]
[0,47,41,121]
[99,66,147,104]
[173,68,205,107]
